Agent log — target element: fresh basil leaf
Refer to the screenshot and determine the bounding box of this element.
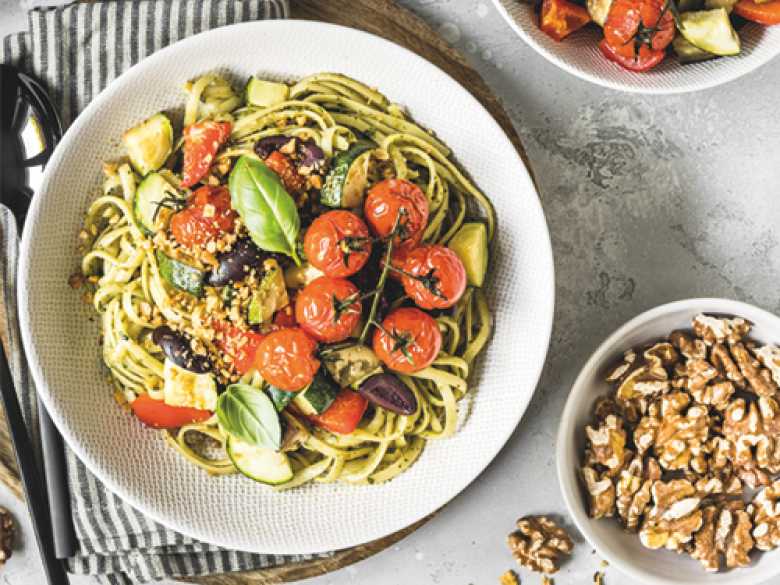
[229,155,301,265]
[216,383,282,450]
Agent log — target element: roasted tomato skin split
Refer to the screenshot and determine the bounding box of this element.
[373,307,442,374]
[181,120,231,188]
[734,0,780,24]
[264,151,306,194]
[255,328,320,392]
[401,245,467,310]
[539,0,592,41]
[295,277,362,343]
[169,185,237,248]
[308,389,368,435]
[364,179,429,251]
[212,321,265,375]
[303,210,372,277]
[131,393,212,429]
[598,38,666,71]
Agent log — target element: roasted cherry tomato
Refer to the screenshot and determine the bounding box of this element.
[130,393,212,429]
[598,38,665,72]
[400,245,467,310]
[181,120,231,188]
[255,328,320,391]
[264,151,306,194]
[364,179,429,252]
[373,307,442,374]
[600,0,672,71]
[734,0,780,24]
[295,277,362,343]
[212,321,265,375]
[303,210,372,278]
[308,389,368,435]
[170,185,237,248]
[539,0,591,41]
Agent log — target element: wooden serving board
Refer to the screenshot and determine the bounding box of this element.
[0,0,534,582]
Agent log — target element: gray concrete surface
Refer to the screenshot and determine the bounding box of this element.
[2,0,779,583]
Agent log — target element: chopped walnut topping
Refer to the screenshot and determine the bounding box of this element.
[507,516,573,574]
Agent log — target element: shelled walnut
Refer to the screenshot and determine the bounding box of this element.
[507,516,573,574]
[578,313,780,573]
[0,507,14,566]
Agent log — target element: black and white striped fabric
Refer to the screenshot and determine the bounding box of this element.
[0,2,334,583]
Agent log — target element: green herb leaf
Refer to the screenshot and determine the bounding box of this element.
[229,155,301,264]
[216,383,282,450]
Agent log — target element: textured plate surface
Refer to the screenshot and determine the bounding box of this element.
[18,20,554,554]
[493,0,780,94]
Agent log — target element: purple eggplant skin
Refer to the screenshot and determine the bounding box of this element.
[207,239,265,287]
[298,139,325,170]
[255,135,293,159]
[358,374,417,415]
[152,326,211,374]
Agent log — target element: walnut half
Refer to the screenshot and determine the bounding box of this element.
[507,516,573,574]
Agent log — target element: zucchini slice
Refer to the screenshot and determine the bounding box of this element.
[227,436,293,485]
[156,250,205,297]
[247,260,289,325]
[245,77,290,108]
[680,9,740,56]
[293,372,339,415]
[323,344,383,389]
[320,142,374,208]
[703,0,738,12]
[134,172,181,235]
[673,34,716,63]
[448,222,489,287]
[162,359,218,411]
[122,113,173,176]
[267,386,294,412]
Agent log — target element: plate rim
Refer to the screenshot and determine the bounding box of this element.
[490,0,780,95]
[18,18,556,553]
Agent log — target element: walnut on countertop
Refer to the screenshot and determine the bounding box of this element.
[507,516,573,574]
[500,570,520,585]
[0,507,14,565]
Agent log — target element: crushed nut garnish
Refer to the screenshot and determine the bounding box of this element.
[579,313,780,572]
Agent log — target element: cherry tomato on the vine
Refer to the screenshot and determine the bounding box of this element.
[598,38,665,72]
[400,245,467,310]
[181,120,231,188]
[131,394,212,429]
[373,307,442,374]
[170,185,237,248]
[600,0,673,72]
[303,210,372,278]
[264,151,306,194]
[364,179,429,252]
[255,328,320,392]
[295,277,362,343]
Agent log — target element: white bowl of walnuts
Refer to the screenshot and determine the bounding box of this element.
[557,298,780,585]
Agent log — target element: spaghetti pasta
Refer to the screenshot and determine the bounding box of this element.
[77,72,495,488]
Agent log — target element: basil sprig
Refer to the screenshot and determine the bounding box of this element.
[216,384,282,450]
[229,155,301,264]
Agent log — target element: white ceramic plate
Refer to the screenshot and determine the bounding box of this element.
[492,0,780,94]
[558,299,780,585]
[18,20,555,554]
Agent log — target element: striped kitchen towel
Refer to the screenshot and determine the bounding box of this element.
[0,1,333,583]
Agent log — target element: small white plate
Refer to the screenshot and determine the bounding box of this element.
[18,20,555,554]
[558,298,780,585]
[492,0,780,94]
